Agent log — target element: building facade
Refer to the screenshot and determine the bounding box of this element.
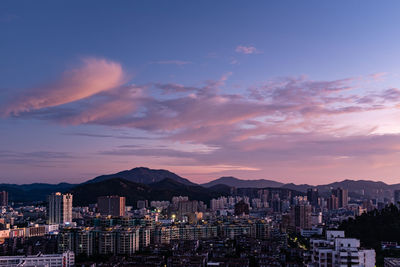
[290,204,312,232]
[308,230,375,267]
[97,196,126,217]
[0,251,74,267]
[0,191,8,207]
[48,192,73,224]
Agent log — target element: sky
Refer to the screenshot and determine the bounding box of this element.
[2,1,400,185]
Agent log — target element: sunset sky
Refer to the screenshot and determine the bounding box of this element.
[2,1,400,184]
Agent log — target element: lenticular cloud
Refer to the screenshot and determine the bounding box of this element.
[2,58,125,116]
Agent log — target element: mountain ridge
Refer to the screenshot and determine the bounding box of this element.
[2,167,400,202]
[202,176,284,188]
[85,167,196,186]
[70,177,232,206]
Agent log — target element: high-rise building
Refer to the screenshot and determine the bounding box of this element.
[0,191,8,206]
[271,194,281,213]
[327,194,339,210]
[48,192,73,224]
[178,200,198,216]
[332,187,348,208]
[210,197,228,211]
[394,190,400,204]
[307,188,319,207]
[97,196,126,217]
[290,204,311,232]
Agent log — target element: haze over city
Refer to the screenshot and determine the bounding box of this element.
[2,1,400,184]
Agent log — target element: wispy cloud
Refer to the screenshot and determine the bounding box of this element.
[368,72,387,81]
[0,150,75,165]
[235,45,260,54]
[1,58,125,116]
[65,132,156,140]
[230,59,239,65]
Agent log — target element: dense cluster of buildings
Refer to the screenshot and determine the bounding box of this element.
[0,185,394,266]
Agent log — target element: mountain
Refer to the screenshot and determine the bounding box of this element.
[318,179,390,191]
[70,178,231,206]
[148,178,231,204]
[70,178,151,206]
[281,183,312,192]
[85,167,196,186]
[202,176,398,199]
[202,176,284,188]
[3,167,400,204]
[282,179,395,199]
[316,179,393,198]
[0,183,76,203]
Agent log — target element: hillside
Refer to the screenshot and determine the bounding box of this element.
[85,167,196,185]
[2,167,400,204]
[339,204,400,266]
[70,178,151,206]
[316,179,392,197]
[70,177,231,206]
[202,176,284,188]
[281,183,311,192]
[203,176,397,199]
[0,183,76,203]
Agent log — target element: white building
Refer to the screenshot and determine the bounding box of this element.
[45,224,59,234]
[210,197,228,211]
[308,230,375,267]
[0,251,74,267]
[48,192,73,224]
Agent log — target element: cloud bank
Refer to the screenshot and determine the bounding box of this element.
[3,58,400,183]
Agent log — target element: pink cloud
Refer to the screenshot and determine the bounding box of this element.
[2,58,125,116]
[5,59,400,183]
[60,86,147,125]
[235,45,259,54]
[9,69,394,145]
[368,72,387,81]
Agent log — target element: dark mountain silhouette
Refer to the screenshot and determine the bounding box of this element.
[85,167,196,186]
[281,183,311,192]
[70,177,231,206]
[70,178,151,206]
[202,176,284,188]
[203,177,399,198]
[3,167,400,203]
[282,179,396,198]
[0,183,76,203]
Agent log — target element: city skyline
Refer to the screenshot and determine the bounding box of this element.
[2,1,400,184]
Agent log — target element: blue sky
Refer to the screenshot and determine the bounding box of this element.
[2,1,400,184]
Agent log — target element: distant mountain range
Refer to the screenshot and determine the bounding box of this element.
[2,167,400,203]
[202,176,284,188]
[203,177,400,198]
[0,183,76,203]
